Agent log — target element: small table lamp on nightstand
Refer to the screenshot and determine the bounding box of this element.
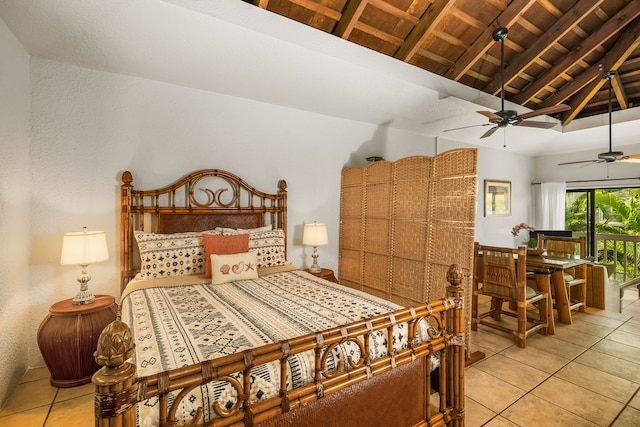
[303,222,328,273]
[60,226,109,305]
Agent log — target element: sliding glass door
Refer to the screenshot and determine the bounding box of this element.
[566,188,640,281]
[565,189,595,257]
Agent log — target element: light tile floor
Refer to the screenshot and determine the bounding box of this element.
[466,287,640,427]
[1,289,639,426]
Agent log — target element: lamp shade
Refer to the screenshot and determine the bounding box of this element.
[61,230,109,265]
[302,223,328,247]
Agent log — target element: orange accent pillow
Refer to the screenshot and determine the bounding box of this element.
[203,233,249,278]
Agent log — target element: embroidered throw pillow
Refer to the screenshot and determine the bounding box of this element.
[210,252,259,285]
[203,233,249,278]
[220,225,272,235]
[135,231,211,279]
[247,229,287,268]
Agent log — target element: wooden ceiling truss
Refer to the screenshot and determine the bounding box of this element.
[248,0,640,126]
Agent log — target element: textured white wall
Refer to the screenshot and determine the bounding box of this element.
[0,18,31,407]
[25,58,434,369]
[534,142,640,189]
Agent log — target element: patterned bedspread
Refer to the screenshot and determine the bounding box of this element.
[120,267,436,426]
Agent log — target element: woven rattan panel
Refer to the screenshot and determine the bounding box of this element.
[339,149,477,344]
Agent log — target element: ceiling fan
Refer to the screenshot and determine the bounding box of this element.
[444,27,570,139]
[559,70,640,166]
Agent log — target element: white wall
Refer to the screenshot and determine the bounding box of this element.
[534,143,640,189]
[0,18,30,407]
[24,58,435,370]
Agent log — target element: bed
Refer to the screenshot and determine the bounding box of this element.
[92,169,466,426]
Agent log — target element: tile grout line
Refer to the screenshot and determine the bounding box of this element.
[485,311,638,426]
[42,388,58,426]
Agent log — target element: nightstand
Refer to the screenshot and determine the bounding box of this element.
[305,268,338,284]
[37,295,118,387]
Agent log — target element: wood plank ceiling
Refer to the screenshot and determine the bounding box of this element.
[246,0,640,126]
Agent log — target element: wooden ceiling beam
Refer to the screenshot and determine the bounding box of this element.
[559,70,603,125]
[335,0,369,39]
[513,1,640,106]
[611,75,629,110]
[276,0,341,20]
[393,0,455,61]
[536,0,563,17]
[368,0,420,25]
[444,0,538,82]
[483,0,605,96]
[355,21,405,45]
[559,21,640,125]
[541,66,598,109]
[449,7,484,31]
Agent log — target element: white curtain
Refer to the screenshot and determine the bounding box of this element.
[532,182,566,229]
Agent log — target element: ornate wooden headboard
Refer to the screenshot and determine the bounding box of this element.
[120,169,287,291]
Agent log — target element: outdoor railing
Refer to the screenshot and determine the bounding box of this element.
[577,233,640,282]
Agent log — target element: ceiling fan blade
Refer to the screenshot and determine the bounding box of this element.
[518,104,571,120]
[480,126,499,139]
[477,111,502,121]
[558,159,603,166]
[621,154,640,163]
[514,120,557,129]
[443,123,491,132]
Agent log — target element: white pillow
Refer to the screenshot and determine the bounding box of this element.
[210,252,259,285]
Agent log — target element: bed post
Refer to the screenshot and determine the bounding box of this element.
[121,171,134,291]
[278,179,287,254]
[93,321,137,426]
[446,264,465,426]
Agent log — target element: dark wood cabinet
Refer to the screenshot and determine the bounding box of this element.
[37,295,117,387]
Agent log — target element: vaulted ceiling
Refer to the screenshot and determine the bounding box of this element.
[247,0,640,124]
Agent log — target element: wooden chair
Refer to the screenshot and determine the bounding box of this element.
[472,243,548,348]
[539,235,587,314]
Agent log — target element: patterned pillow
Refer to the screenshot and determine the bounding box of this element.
[134,231,218,279]
[210,252,259,285]
[220,225,273,235]
[203,233,249,278]
[247,229,287,268]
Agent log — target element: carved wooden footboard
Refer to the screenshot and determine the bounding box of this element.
[93,265,465,427]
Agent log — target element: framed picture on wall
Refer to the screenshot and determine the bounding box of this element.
[484,180,511,216]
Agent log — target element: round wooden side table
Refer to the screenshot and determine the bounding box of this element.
[305,268,338,284]
[37,294,118,387]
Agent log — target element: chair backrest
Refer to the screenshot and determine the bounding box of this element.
[476,244,527,301]
[539,235,586,259]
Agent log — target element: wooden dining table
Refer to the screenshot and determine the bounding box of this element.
[525,254,589,335]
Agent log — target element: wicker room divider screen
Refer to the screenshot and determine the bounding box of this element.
[339,149,478,349]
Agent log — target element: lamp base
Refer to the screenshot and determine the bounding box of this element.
[73,290,95,305]
[73,264,95,305]
[308,265,321,273]
[309,247,321,273]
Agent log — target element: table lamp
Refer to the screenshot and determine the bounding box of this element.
[302,222,328,273]
[60,227,109,305]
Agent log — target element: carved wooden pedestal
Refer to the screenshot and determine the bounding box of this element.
[37,295,117,387]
